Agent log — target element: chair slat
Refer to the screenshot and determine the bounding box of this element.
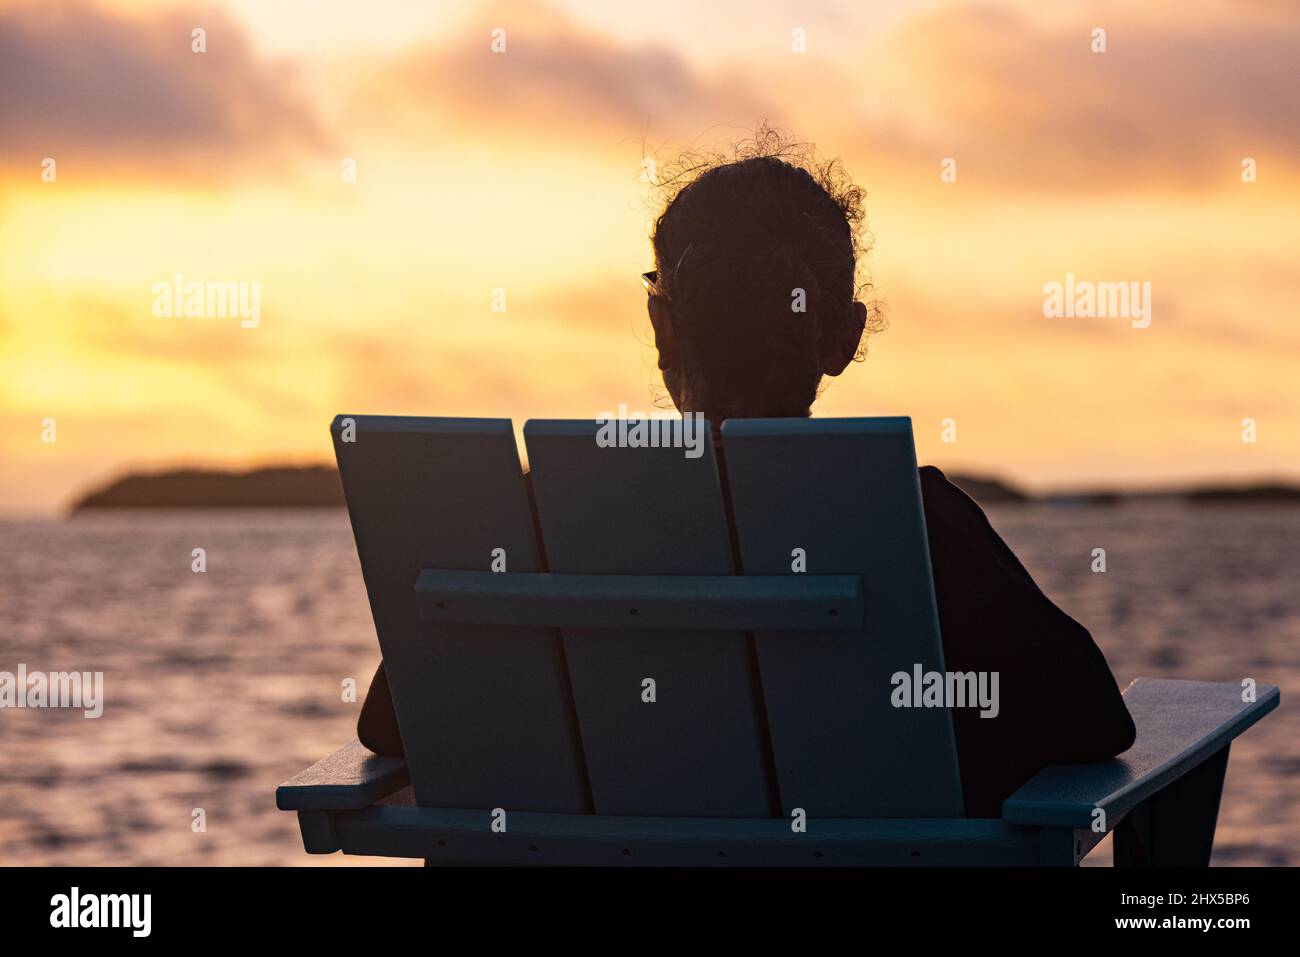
[332,415,589,813]
[524,419,778,817]
[721,417,965,818]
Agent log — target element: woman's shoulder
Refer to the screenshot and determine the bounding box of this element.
[918,464,954,491]
[918,465,988,525]
[917,464,1038,590]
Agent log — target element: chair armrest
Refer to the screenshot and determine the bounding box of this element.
[276,739,410,811]
[1002,678,1279,828]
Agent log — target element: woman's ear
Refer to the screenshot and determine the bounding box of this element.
[820,300,868,377]
[647,296,678,372]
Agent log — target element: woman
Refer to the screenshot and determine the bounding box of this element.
[358,129,1136,817]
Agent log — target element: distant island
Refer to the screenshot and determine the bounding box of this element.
[69,464,1300,512]
[71,466,345,511]
[1185,484,1300,504]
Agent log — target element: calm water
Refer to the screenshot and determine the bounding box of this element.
[0,505,1295,866]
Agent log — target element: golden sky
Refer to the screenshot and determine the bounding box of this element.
[2,0,1298,512]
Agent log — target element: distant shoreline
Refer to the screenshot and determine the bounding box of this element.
[66,465,1300,512]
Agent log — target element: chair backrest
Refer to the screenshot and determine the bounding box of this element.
[336,414,963,819]
[332,415,590,813]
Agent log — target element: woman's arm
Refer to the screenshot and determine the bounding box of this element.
[919,466,1136,815]
[357,661,404,757]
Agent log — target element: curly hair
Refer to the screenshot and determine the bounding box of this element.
[647,124,883,418]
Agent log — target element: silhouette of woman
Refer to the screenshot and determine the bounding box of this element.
[358,128,1135,817]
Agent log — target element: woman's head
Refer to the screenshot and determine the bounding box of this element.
[646,127,880,423]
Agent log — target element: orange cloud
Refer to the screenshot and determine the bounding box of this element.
[877,2,1300,191]
[350,2,774,150]
[0,0,330,181]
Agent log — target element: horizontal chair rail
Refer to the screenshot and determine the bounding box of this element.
[414,569,864,631]
[321,805,1080,866]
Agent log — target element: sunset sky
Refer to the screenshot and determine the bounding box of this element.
[2,0,1298,512]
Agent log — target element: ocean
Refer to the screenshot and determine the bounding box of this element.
[0,504,1294,866]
